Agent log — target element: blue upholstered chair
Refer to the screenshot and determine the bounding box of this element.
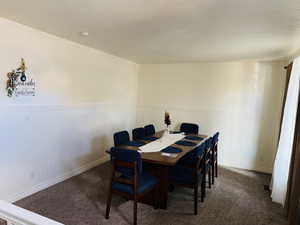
[106,148,158,225]
[180,123,199,134]
[177,142,206,166]
[211,132,219,184]
[133,127,158,142]
[113,130,144,147]
[144,124,155,136]
[169,142,206,215]
[114,131,130,146]
[204,138,213,191]
[132,128,146,141]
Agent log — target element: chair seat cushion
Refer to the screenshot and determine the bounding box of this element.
[125,141,145,147]
[112,172,158,194]
[169,165,203,185]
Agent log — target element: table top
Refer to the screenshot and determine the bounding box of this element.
[118,131,207,166]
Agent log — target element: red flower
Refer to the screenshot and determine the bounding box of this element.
[164,111,171,126]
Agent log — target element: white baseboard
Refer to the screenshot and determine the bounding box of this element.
[219,163,272,175]
[7,155,110,203]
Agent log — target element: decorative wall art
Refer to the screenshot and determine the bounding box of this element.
[5,58,36,97]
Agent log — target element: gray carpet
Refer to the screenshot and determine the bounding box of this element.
[9,162,287,225]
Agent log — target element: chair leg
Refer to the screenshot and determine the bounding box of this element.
[208,168,211,189]
[215,160,218,178]
[105,188,112,219]
[134,195,137,225]
[201,175,206,201]
[194,184,198,215]
[212,163,215,185]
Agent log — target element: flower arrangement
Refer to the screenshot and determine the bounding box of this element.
[164,111,171,127]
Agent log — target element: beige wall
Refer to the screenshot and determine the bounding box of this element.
[137,62,286,173]
[0,18,139,202]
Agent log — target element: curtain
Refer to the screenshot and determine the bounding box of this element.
[286,89,300,225]
[278,63,293,142]
[271,57,300,205]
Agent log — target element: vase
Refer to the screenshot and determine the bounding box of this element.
[166,125,170,134]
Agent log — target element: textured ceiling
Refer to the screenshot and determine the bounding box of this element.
[1,0,300,63]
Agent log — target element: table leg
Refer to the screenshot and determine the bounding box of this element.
[155,165,169,209]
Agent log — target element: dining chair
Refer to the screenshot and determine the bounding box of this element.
[132,127,146,141]
[114,130,145,147]
[180,123,199,134]
[114,130,131,146]
[211,132,219,185]
[202,137,213,200]
[105,147,158,225]
[132,127,156,171]
[144,124,155,136]
[169,142,206,215]
[133,127,158,142]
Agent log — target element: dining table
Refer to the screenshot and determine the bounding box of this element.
[110,130,208,209]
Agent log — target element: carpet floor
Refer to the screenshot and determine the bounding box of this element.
[11,162,287,225]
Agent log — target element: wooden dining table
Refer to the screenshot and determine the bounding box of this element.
[116,131,208,209]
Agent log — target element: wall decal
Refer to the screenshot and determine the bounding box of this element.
[5,58,36,97]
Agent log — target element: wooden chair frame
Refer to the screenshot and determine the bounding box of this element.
[211,140,218,185]
[105,160,157,225]
[169,154,205,215]
[203,144,212,199]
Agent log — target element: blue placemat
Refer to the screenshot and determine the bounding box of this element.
[175,140,197,146]
[161,146,182,153]
[185,136,204,141]
[126,141,145,147]
[142,136,158,141]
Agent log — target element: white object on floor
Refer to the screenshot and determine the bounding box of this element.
[139,132,185,153]
[0,200,64,225]
[271,57,300,205]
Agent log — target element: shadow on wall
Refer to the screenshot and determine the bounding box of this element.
[136,62,286,173]
[174,123,181,132]
[252,63,285,173]
[91,135,110,158]
[58,134,110,178]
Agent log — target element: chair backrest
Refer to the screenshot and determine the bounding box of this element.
[132,127,146,141]
[197,142,207,169]
[212,132,219,147]
[196,142,206,157]
[180,123,199,134]
[113,131,130,146]
[188,141,206,159]
[204,137,213,161]
[111,147,142,178]
[144,124,155,136]
[179,141,206,167]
